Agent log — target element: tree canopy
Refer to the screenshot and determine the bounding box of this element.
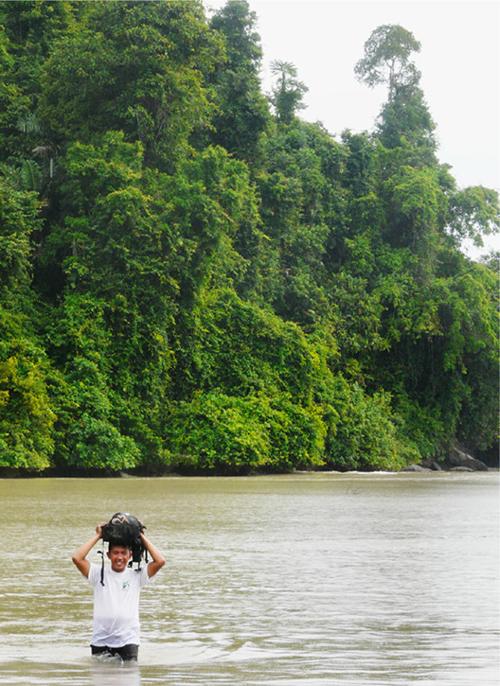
[0,4,497,475]
[355,24,421,94]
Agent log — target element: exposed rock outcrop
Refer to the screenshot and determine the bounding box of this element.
[400,445,490,473]
[446,445,488,471]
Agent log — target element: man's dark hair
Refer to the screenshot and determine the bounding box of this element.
[108,540,132,552]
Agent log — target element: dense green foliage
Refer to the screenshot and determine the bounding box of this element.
[0,1,498,474]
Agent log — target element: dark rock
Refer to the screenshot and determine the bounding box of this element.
[450,466,474,472]
[476,444,500,468]
[421,458,444,471]
[447,446,488,471]
[401,464,432,472]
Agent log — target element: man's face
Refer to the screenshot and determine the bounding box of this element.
[107,545,132,572]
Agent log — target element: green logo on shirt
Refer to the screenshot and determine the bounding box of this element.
[122,580,130,589]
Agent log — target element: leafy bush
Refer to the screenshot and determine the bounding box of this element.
[323,375,406,471]
[164,392,325,474]
[0,333,55,470]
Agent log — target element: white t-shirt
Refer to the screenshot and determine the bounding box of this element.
[88,562,151,647]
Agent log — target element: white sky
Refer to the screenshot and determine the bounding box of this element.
[205,0,500,258]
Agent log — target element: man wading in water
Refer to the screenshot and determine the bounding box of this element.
[72,521,165,662]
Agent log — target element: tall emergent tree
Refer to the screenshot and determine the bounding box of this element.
[270,60,308,124]
[209,0,270,162]
[351,23,499,461]
[354,24,421,94]
[355,24,436,157]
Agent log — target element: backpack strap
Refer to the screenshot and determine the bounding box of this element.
[97,547,105,586]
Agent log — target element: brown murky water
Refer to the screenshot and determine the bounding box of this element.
[0,472,498,685]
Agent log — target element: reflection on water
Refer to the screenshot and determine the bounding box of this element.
[0,472,499,685]
[90,658,141,686]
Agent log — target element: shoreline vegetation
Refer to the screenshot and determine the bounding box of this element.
[1,468,498,480]
[0,2,498,477]
[0,443,495,478]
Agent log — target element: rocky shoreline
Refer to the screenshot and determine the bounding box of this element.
[402,444,492,472]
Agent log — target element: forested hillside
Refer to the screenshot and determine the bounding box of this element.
[0,1,498,474]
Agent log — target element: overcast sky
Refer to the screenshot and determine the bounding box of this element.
[205,0,499,257]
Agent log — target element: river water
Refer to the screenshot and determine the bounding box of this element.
[0,472,498,685]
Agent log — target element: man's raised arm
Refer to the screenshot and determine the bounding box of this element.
[140,533,166,578]
[72,524,103,578]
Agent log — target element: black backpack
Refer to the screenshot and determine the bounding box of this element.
[99,512,147,585]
